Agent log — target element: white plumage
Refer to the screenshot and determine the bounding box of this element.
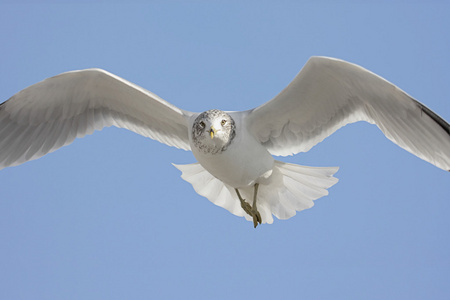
[173,162,338,224]
[1,57,449,226]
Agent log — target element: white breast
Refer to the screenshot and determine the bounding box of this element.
[189,113,274,188]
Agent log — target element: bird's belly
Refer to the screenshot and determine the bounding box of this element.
[192,137,274,188]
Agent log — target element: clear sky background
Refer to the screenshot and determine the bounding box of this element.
[1,1,449,299]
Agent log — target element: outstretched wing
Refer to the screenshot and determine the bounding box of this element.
[246,56,450,171]
[0,69,193,169]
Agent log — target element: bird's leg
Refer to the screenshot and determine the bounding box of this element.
[235,188,253,216]
[252,183,262,228]
[235,184,262,228]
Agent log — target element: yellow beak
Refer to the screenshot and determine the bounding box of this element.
[210,126,215,139]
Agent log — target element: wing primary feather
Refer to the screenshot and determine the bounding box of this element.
[40,120,64,155]
[414,100,450,136]
[75,112,88,138]
[3,126,35,166]
[23,123,48,162]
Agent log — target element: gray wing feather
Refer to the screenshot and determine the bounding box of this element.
[0,69,192,169]
[246,57,450,171]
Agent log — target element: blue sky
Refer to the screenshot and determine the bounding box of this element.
[1,2,449,299]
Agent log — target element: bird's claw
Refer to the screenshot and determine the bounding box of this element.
[252,209,262,228]
[236,187,262,228]
[240,200,262,228]
[241,201,253,216]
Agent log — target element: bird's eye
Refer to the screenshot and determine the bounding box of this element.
[221,119,227,126]
[199,121,205,129]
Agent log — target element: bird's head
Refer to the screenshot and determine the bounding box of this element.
[192,109,236,154]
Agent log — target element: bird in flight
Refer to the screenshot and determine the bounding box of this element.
[1,57,449,228]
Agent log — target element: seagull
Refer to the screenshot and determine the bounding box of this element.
[1,57,449,227]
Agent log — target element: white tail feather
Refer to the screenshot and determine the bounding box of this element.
[173,161,339,224]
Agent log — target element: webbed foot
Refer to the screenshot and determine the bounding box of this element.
[239,199,261,228]
[240,200,253,216]
[251,208,262,228]
[235,183,262,228]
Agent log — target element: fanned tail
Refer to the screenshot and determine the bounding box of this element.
[173,161,339,224]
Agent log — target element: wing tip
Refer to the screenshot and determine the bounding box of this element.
[414,100,450,136]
